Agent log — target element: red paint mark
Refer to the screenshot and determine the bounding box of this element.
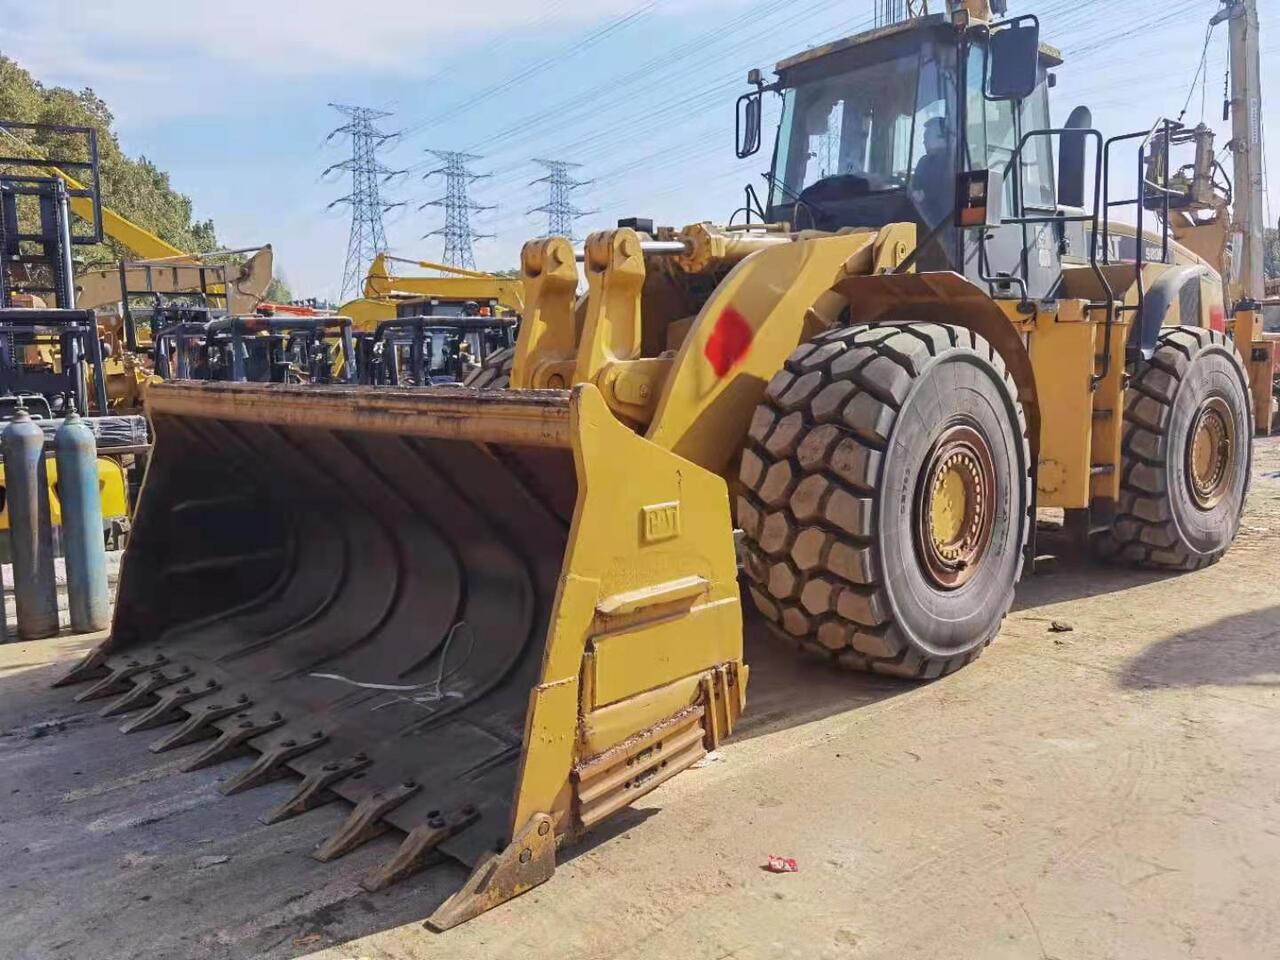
[703,306,753,377]
[1209,305,1225,332]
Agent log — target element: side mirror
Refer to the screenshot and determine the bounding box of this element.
[736,90,763,159]
[987,17,1040,101]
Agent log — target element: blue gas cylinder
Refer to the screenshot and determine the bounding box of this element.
[3,404,59,639]
[55,410,110,632]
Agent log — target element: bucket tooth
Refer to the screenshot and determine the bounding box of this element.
[426,813,557,931]
[120,679,221,734]
[180,711,286,772]
[261,754,371,825]
[312,780,422,862]
[362,804,481,892]
[99,665,194,718]
[150,697,250,753]
[221,730,328,796]
[73,655,166,703]
[51,647,110,688]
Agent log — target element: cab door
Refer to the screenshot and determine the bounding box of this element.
[961,45,1061,300]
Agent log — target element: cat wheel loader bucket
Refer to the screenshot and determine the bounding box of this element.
[52,379,746,928]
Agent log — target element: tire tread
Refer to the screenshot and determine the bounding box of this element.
[1096,327,1252,571]
[739,322,1031,679]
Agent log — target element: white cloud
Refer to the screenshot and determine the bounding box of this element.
[3,0,741,128]
[6,0,738,81]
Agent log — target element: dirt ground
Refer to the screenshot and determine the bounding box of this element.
[2,435,1278,960]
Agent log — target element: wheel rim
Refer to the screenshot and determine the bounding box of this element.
[1185,395,1236,510]
[914,423,997,590]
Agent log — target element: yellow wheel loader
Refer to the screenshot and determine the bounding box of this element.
[51,2,1264,930]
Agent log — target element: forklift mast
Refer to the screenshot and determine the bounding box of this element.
[0,121,109,415]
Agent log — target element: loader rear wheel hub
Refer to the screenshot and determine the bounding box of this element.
[916,424,997,590]
[1186,396,1235,510]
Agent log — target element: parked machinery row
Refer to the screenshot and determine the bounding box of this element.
[0,122,523,574]
[0,122,143,541]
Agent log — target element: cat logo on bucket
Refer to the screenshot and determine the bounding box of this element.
[642,501,681,543]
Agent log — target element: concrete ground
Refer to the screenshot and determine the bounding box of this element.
[2,436,1278,960]
[1,551,123,639]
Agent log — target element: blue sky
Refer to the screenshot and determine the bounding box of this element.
[8,0,1279,299]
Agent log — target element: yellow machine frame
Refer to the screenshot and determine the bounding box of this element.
[341,253,524,331]
[0,456,129,532]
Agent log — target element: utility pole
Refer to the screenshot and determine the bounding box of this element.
[421,151,493,272]
[324,104,403,301]
[1213,0,1265,300]
[529,159,596,240]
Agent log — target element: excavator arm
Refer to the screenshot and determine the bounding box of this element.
[363,252,525,312]
[38,164,272,313]
[33,163,184,260]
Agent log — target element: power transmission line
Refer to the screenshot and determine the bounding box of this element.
[421,150,493,271]
[324,103,404,301]
[528,159,596,239]
[398,2,657,150]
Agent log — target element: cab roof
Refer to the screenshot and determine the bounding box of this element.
[776,13,1063,76]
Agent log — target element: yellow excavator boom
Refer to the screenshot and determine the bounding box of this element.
[56,170,186,260]
[28,163,273,313]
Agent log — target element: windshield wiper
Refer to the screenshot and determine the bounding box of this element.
[761,171,826,229]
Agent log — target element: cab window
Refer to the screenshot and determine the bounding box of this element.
[1019,77,1056,207]
[770,40,957,207]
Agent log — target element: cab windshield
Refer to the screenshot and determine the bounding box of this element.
[770,40,958,224]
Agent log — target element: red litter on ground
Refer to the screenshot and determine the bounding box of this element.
[765,855,798,873]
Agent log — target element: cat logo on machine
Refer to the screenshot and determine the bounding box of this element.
[642,501,681,543]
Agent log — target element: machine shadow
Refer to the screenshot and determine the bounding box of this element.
[729,611,920,744]
[725,546,1185,747]
[1120,604,1280,690]
[1012,528,1181,610]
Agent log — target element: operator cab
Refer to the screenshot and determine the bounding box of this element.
[740,14,1069,300]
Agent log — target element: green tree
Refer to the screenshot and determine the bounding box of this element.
[264,276,292,303]
[0,55,218,267]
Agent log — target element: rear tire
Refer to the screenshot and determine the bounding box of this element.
[464,346,515,389]
[1096,327,1252,569]
[738,323,1031,679]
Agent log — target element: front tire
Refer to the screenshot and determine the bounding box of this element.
[738,323,1031,679]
